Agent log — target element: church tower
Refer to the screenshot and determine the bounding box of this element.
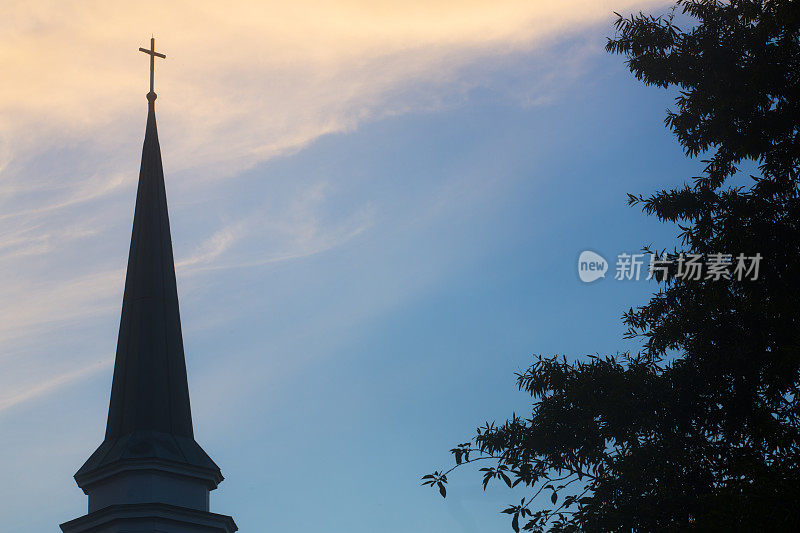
[61,39,237,533]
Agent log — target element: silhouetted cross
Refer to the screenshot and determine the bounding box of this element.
[139,37,166,95]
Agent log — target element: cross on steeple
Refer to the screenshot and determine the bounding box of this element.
[139,36,166,98]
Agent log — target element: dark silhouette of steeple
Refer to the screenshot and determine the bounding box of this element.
[110,90,189,440]
[61,39,235,533]
[73,89,220,482]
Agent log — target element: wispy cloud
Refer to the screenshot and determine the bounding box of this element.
[0,357,113,413]
[0,267,123,344]
[0,172,131,221]
[178,182,375,272]
[0,0,667,412]
[0,0,666,177]
[177,222,248,269]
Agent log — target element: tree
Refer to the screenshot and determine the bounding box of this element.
[423,1,800,530]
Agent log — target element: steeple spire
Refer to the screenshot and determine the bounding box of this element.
[61,40,236,533]
[105,68,192,442]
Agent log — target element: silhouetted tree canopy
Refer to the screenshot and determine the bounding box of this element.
[423,1,800,530]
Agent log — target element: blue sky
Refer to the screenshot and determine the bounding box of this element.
[0,1,707,530]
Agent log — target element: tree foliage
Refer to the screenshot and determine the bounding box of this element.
[424,1,800,530]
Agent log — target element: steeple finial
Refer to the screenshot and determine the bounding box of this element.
[139,36,166,101]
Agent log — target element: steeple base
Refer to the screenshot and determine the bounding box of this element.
[59,503,237,533]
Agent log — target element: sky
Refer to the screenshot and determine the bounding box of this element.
[0,1,703,530]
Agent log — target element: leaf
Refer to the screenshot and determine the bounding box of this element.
[438,482,446,498]
[551,491,558,504]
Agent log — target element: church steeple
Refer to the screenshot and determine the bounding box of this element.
[61,39,236,533]
[105,68,194,444]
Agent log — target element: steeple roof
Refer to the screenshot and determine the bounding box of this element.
[75,93,221,487]
[109,94,192,439]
